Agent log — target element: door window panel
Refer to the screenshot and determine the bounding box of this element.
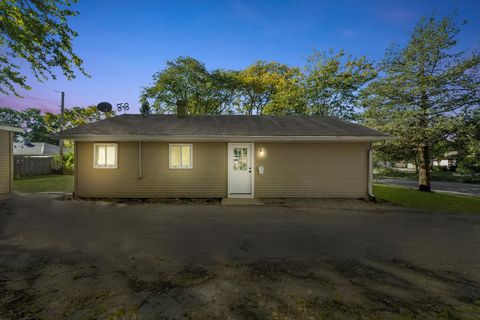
[233,148,248,171]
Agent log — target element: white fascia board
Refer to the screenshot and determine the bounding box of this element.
[64,134,392,142]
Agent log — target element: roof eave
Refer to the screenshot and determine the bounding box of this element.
[56,134,392,142]
[0,124,23,133]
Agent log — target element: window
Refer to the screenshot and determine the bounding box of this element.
[169,144,192,169]
[94,143,117,168]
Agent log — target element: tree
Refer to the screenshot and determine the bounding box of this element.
[140,101,151,116]
[0,0,87,95]
[0,105,114,146]
[0,107,48,141]
[0,107,22,126]
[304,49,376,120]
[235,61,305,115]
[42,106,114,147]
[361,15,480,191]
[455,108,480,177]
[141,57,238,115]
[20,108,48,141]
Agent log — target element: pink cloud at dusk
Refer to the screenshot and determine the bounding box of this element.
[0,95,61,114]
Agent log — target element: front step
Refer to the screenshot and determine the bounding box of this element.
[221,198,265,206]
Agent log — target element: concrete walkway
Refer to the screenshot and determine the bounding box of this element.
[221,198,265,205]
[376,178,480,196]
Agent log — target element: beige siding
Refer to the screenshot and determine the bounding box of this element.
[254,142,369,197]
[76,141,368,198]
[0,131,12,194]
[76,142,227,198]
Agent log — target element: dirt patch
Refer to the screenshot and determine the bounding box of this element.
[173,265,216,288]
[261,197,400,213]
[58,197,223,205]
[0,248,479,319]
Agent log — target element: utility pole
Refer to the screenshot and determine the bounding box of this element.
[59,91,65,174]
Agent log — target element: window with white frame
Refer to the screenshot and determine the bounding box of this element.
[169,144,192,169]
[94,143,118,168]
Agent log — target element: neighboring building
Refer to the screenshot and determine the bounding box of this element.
[433,151,458,169]
[0,124,23,194]
[56,108,389,199]
[14,141,59,157]
[13,141,73,157]
[12,141,74,177]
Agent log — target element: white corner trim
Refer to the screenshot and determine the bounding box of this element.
[368,144,374,198]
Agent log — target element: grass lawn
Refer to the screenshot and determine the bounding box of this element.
[374,184,480,214]
[14,175,74,193]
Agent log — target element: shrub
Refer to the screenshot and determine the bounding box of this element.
[52,152,75,175]
[374,167,411,178]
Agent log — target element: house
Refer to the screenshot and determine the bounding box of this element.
[433,151,458,170]
[14,141,56,157]
[12,141,74,177]
[13,141,71,157]
[56,107,389,199]
[0,124,23,194]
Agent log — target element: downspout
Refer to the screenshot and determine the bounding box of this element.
[138,141,143,180]
[9,132,13,193]
[74,142,77,197]
[368,143,374,199]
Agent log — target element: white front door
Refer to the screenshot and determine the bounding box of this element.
[228,143,253,197]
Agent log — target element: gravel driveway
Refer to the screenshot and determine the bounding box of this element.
[1,194,480,319]
[376,178,480,196]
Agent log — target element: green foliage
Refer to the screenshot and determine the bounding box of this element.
[141,57,238,115]
[139,101,151,116]
[455,108,480,177]
[0,106,22,127]
[141,51,371,118]
[0,0,87,95]
[0,107,47,141]
[235,61,305,115]
[374,184,480,214]
[362,14,480,190]
[53,151,74,175]
[304,49,376,120]
[0,106,114,145]
[374,167,412,179]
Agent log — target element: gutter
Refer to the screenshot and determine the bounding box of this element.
[51,134,392,143]
[0,125,23,133]
[138,141,143,180]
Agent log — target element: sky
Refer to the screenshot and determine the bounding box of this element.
[1,0,479,114]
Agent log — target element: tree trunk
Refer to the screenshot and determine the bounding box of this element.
[418,144,431,192]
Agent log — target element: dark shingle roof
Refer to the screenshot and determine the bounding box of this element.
[56,114,389,140]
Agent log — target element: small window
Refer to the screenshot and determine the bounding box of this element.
[169,144,192,169]
[94,143,117,168]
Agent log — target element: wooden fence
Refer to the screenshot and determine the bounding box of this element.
[14,156,55,177]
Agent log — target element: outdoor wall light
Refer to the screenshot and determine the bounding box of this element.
[258,147,265,157]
